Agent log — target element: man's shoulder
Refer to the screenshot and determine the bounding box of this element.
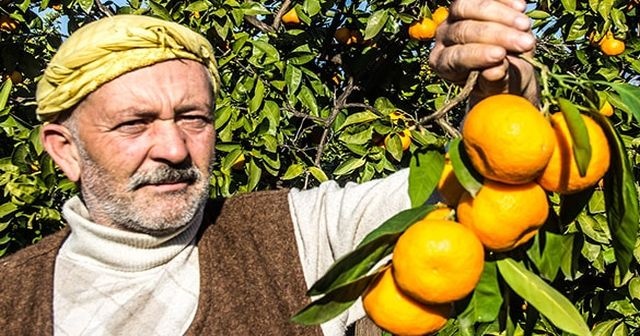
[1,227,69,270]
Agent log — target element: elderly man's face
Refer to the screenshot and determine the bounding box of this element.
[68,60,215,234]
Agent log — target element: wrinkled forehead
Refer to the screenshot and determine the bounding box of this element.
[36,14,220,123]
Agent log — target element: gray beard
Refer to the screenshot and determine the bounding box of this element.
[76,145,212,236]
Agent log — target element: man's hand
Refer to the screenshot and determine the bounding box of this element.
[429,0,538,105]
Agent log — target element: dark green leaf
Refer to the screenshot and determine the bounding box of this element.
[497,258,592,336]
[448,138,483,197]
[338,111,379,130]
[408,149,444,207]
[307,203,435,296]
[596,115,640,277]
[559,187,595,225]
[458,261,503,325]
[148,1,171,20]
[609,83,640,125]
[558,98,591,177]
[527,230,564,281]
[291,273,377,325]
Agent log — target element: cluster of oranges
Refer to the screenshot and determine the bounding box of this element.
[408,7,448,41]
[362,94,611,335]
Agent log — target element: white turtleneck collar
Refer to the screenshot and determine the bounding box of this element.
[59,195,203,272]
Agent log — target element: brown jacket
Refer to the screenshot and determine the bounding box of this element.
[0,189,379,335]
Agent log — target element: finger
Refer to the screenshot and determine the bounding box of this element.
[479,59,510,83]
[442,20,535,53]
[449,0,531,31]
[429,43,506,83]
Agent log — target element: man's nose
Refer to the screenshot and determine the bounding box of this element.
[149,120,189,164]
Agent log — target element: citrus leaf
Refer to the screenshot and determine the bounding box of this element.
[291,273,377,325]
[77,0,94,13]
[592,319,621,336]
[458,260,503,327]
[596,115,639,277]
[609,83,640,124]
[448,138,483,197]
[308,166,328,183]
[364,9,388,40]
[527,230,564,281]
[559,187,595,225]
[332,157,366,176]
[338,111,379,130]
[560,0,576,12]
[285,64,302,95]
[307,203,435,296]
[248,78,264,113]
[0,80,12,109]
[497,258,592,336]
[385,133,403,162]
[148,0,171,20]
[298,85,318,116]
[408,149,444,207]
[558,98,591,177]
[282,163,304,180]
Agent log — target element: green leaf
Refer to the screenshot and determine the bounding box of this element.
[0,80,12,109]
[248,78,264,113]
[592,319,622,336]
[408,149,444,207]
[0,202,18,218]
[148,1,171,20]
[307,203,435,296]
[285,64,302,95]
[298,86,318,116]
[560,0,576,12]
[596,115,640,277]
[527,230,564,281]
[448,138,483,197]
[458,260,503,327]
[185,0,210,12]
[364,9,389,40]
[609,83,640,125]
[559,187,595,225]
[332,157,366,176]
[308,166,328,183]
[291,273,377,325]
[385,133,403,162]
[497,258,591,336]
[338,111,379,130]
[558,98,591,177]
[282,163,304,180]
[77,0,94,13]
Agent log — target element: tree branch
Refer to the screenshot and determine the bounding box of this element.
[95,0,114,17]
[272,0,292,31]
[418,70,479,125]
[244,15,275,33]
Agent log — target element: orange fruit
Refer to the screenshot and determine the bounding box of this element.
[392,219,484,304]
[599,100,614,117]
[600,36,625,56]
[408,18,437,41]
[423,206,453,220]
[537,112,610,194]
[282,8,301,25]
[462,94,555,184]
[363,266,452,336]
[437,155,465,206]
[334,27,361,45]
[385,129,411,152]
[432,7,449,26]
[456,180,549,252]
[0,16,18,32]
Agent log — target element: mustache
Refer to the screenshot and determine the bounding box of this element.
[127,165,201,191]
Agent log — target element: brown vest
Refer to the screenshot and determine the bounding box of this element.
[0,190,379,335]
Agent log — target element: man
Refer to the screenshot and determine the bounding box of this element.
[0,0,536,334]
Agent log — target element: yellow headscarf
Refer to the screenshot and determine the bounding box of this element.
[36,14,220,122]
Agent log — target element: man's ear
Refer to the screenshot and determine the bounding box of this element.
[40,123,81,182]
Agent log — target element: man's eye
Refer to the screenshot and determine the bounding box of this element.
[116,119,148,132]
[179,115,212,128]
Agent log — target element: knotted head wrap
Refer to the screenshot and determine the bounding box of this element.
[36,14,220,122]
